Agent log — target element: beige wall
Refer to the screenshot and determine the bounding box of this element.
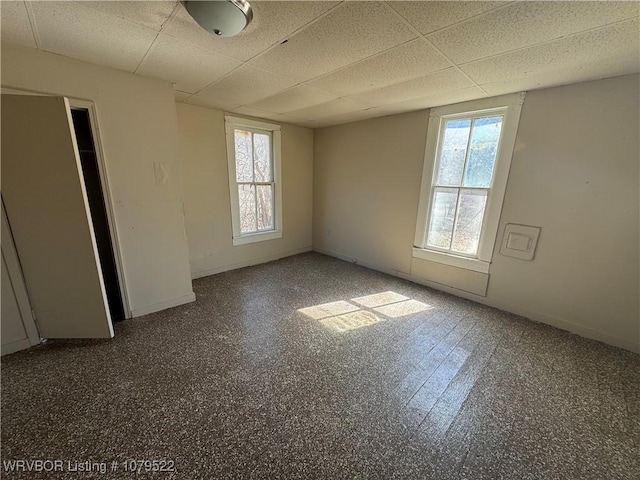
[314,110,428,273]
[488,74,639,351]
[1,44,194,317]
[176,103,313,278]
[313,74,640,353]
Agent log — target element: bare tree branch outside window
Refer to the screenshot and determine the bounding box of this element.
[234,129,274,234]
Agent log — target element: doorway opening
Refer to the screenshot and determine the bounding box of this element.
[70,108,125,322]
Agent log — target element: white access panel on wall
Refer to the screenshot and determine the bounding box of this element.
[500,224,541,261]
[1,94,114,338]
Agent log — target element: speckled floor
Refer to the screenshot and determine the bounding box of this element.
[2,253,639,479]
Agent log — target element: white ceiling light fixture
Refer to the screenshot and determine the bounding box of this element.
[185,0,253,37]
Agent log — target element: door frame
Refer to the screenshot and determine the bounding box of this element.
[2,87,131,319]
[68,98,131,319]
[1,199,41,348]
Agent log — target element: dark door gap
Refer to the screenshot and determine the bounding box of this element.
[70,108,125,322]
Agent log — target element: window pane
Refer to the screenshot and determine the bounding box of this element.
[238,184,256,233]
[235,130,253,182]
[253,133,272,182]
[437,119,471,186]
[427,187,458,249]
[256,185,274,231]
[451,189,487,255]
[463,116,503,188]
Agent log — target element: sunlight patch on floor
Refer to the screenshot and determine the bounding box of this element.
[374,299,432,318]
[319,310,383,332]
[351,291,409,308]
[298,300,360,320]
[298,291,434,333]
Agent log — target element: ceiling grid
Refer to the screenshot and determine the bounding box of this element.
[1,0,637,127]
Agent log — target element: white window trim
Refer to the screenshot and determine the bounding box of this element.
[413,92,526,273]
[225,115,283,246]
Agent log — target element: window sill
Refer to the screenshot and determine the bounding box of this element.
[233,230,282,246]
[412,247,490,274]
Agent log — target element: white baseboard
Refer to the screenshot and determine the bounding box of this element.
[312,247,393,273]
[191,246,312,280]
[1,338,32,356]
[131,292,196,318]
[480,299,640,354]
[314,248,640,354]
[398,272,640,353]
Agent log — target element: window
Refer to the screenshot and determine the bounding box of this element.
[225,116,282,245]
[414,93,525,273]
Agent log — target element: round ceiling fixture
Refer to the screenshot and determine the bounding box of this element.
[185,0,253,38]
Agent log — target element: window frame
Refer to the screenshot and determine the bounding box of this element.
[413,93,525,273]
[225,115,283,246]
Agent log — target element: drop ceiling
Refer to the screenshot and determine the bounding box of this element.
[1,1,638,128]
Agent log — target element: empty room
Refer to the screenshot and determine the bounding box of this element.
[1,1,639,478]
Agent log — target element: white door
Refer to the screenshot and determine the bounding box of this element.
[1,94,113,338]
[2,200,40,355]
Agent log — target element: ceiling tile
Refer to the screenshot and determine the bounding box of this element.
[249,1,418,82]
[461,18,640,87]
[307,39,452,97]
[188,64,298,111]
[79,0,178,32]
[481,61,639,98]
[364,86,487,116]
[287,97,369,121]
[320,86,487,127]
[185,94,236,112]
[162,1,338,62]
[246,84,337,114]
[0,0,635,128]
[0,1,36,48]
[349,68,475,108]
[136,34,241,93]
[389,1,507,34]
[300,120,335,129]
[314,108,387,127]
[31,1,158,72]
[284,117,331,128]
[429,1,640,64]
[270,114,311,126]
[229,106,280,119]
